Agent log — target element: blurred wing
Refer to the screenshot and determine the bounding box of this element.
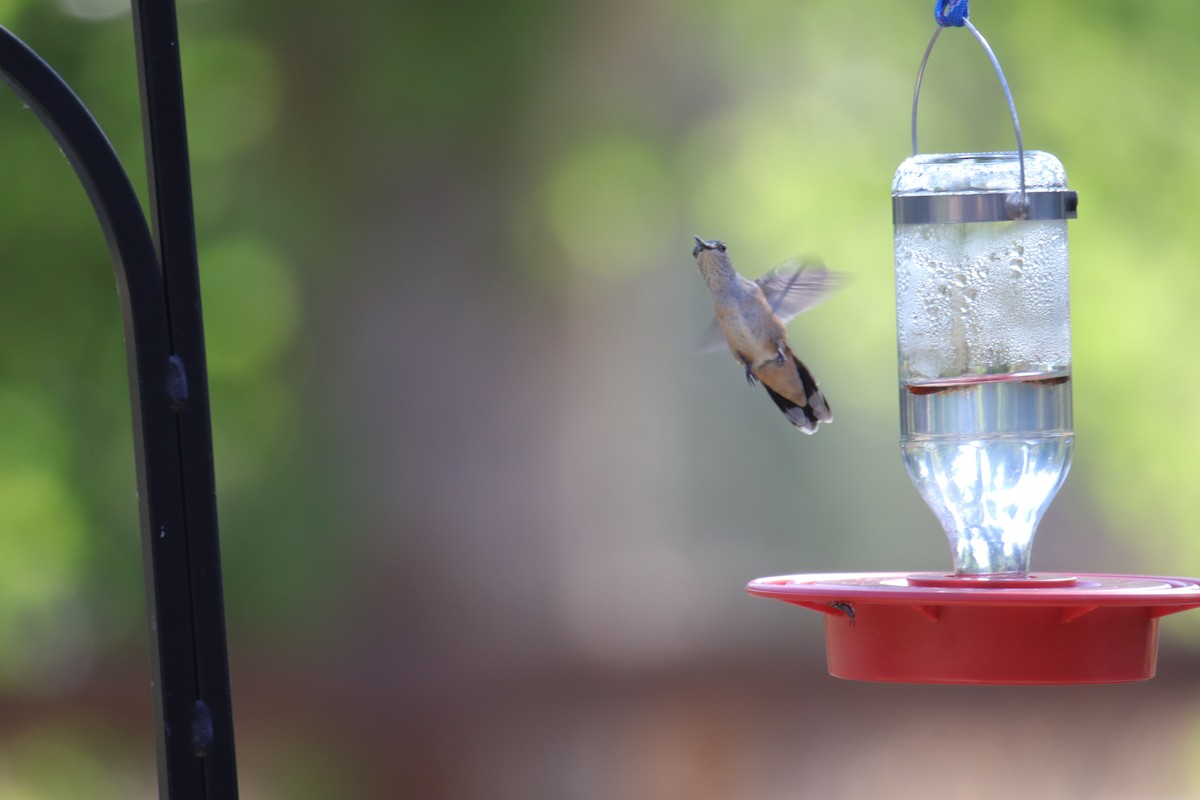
[757,260,845,324]
[697,317,728,354]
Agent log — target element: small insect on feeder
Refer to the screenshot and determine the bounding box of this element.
[748,4,1200,684]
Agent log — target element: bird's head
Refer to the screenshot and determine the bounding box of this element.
[692,236,726,259]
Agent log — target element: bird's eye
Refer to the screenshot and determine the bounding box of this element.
[717,243,726,252]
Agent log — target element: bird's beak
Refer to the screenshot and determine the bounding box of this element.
[692,236,725,258]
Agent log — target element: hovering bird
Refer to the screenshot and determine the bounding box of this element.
[692,236,840,433]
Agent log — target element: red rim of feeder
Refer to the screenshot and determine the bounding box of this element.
[747,572,1200,685]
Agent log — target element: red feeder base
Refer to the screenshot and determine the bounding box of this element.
[747,572,1200,685]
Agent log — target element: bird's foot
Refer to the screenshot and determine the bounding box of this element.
[744,362,759,386]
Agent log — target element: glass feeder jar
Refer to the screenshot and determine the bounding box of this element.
[893,150,1078,576]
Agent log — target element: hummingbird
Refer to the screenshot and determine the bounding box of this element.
[692,236,840,434]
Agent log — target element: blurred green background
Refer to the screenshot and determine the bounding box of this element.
[1,0,1200,797]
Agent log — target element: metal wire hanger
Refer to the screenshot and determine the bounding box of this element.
[911,0,1028,217]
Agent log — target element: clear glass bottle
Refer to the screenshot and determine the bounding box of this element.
[893,151,1077,576]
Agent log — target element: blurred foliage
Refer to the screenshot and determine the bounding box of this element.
[1,0,1200,796]
[0,720,148,797]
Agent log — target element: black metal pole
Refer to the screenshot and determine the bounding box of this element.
[129,2,240,795]
[0,13,238,800]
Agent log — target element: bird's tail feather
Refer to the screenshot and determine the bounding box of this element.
[762,358,832,434]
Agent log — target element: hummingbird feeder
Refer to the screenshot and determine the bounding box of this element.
[748,5,1200,684]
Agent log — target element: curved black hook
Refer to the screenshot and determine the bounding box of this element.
[0,28,168,349]
[0,24,237,800]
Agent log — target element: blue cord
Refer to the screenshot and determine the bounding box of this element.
[935,0,968,27]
